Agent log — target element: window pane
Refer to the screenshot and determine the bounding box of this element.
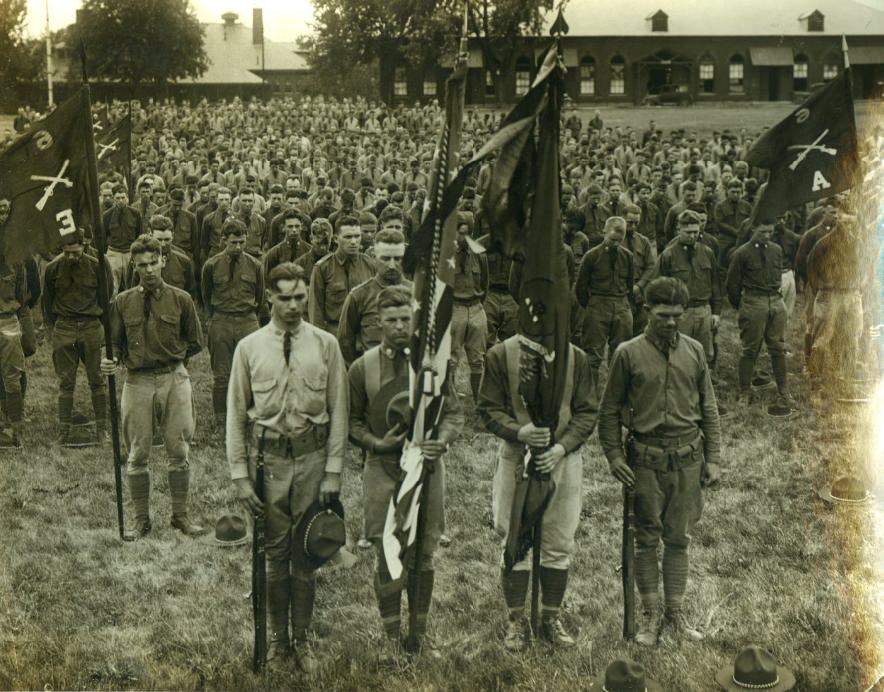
[394,68,407,96]
[423,78,436,96]
[699,63,714,80]
[611,58,625,95]
[729,61,744,93]
[515,71,530,95]
[823,64,838,81]
[580,62,595,95]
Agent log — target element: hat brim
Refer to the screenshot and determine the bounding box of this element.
[715,664,796,691]
[212,535,249,547]
[588,672,663,692]
[817,487,874,505]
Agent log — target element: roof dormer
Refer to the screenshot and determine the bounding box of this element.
[799,9,825,32]
[647,10,669,32]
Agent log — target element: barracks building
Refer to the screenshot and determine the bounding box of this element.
[380,0,884,105]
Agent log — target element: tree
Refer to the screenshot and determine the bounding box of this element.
[73,0,208,87]
[0,0,42,85]
[309,0,553,103]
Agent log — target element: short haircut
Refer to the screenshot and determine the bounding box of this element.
[340,188,356,204]
[623,203,641,216]
[336,215,360,233]
[216,186,232,197]
[564,208,586,229]
[149,215,173,231]
[727,179,743,190]
[678,209,702,226]
[637,182,652,192]
[644,277,689,308]
[282,209,303,224]
[374,228,406,246]
[377,284,412,312]
[137,180,152,190]
[130,234,162,257]
[604,216,626,233]
[686,202,707,214]
[269,184,284,195]
[378,205,403,224]
[268,262,307,292]
[112,183,127,195]
[239,188,254,198]
[222,219,247,237]
[311,218,333,236]
[682,181,698,192]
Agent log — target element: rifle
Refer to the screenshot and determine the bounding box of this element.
[622,480,636,640]
[251,432,267,673]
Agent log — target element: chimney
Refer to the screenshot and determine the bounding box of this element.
[253,8,264,46]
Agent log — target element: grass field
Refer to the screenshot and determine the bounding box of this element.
[2,294,883,691]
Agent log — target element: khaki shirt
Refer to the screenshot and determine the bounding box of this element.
[201,251,263,316]
[43,254,109,323]
[226,320,349,480]
[337,276,413,365]
[308,250,375,331]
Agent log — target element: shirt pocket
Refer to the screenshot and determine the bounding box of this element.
[300,367,328,417]
[123,314,144,349]
[251,379,278,416]
[157,313,179,343]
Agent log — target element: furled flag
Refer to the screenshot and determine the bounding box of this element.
[381,48,468,585]
[0,88,92,263]
[746,68,858,221]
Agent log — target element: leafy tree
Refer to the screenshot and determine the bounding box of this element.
[73,0,208,87]
[0,0,42,84]
[309,0,553,103]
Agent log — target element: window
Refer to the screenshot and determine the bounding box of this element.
[651,11,668,32]
[423,76,437,97]
[579,56,595,95]
[823,62,839,81]
[393,67,407,97]
[729,55,744,94]
[610,55,625,95]
[699,57,715,94]
[794,54,808,92]
[485,70,496,97]
[515,56,531,96]
[808,12,824,31]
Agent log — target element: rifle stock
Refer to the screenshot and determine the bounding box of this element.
[622,484,636,640]
[252,433,267,673]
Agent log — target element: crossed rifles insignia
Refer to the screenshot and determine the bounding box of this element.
[787,127,838,171]
[98,138,120,161]
[31,159,73,212]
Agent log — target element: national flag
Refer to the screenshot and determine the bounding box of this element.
[381,47,468,585]
[0,88,92,263]
[746,68,858,221]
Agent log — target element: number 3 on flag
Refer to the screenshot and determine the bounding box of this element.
[56,209,76,237]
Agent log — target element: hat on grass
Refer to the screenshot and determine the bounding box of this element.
[589,658,662,692]
[716,645,795,691]
[212,513,248,546]
[818,476,874,505]
[292,499,346,570]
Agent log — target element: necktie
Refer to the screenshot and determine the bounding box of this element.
[143,288,152,319]
[757,242,767,267]
[229,253,239,281]
[627,233,635,255]
[283,330,292,365]
[608,246,618,273]
[685,245,694,265]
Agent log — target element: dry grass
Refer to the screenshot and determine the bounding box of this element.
[1,296,883,691]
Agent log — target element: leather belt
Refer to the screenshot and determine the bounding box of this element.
[743,289,780,297]
[131,363,180,374]
[253,424,329,458]
[454,297,483,307]
[632,430,702,448]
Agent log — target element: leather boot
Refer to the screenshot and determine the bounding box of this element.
[265,577,291,670]
[168,468,206,536]
[470,373,483,404]
[291,571,319,677]
[125,472,152,539]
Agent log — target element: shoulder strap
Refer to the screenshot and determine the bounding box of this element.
[364,345,381,402]
[503,337,531,426]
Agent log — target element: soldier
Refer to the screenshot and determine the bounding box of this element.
[477,323,599,650]
[227,262,347,674]
[166,188,200,261]
[308,215,374,334]
[661,181,700,247]
[0,253,26,449]
[100,235,205,539]
[581,184,608,247]
[795,202,838,367]
[575,217,634,389]
[102,184,143,295]
[264,211,312,278]
[599,276,721,647]
[348,285,462,657]
[450,214,489,403]
[337,228,411,366]
[42,228,112,445]
[480,235,519,349]
[623,204,657,336]
[773,213,801,317]
[635,182,663,253]
[201,220,264,426]
[237,187,268,258]
[652,211,721,366]
[125,216,198,302]
[713,179,752,267]
[200,186,234,263]
[726,223,795,414]
[562,208,592,262]
[296,218,332,284]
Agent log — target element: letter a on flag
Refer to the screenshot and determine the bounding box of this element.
[746,69,858,221]
[0,88,91,263]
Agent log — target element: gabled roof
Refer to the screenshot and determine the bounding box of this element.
[178,20,309,85]
[546,0,884,36]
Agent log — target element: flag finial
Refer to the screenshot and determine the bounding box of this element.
[842,35,850,69]
[550,7,569,37]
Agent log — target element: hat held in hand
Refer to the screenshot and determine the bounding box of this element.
[589,658,662,692]
[716,645,795,691]
[818,475,874,505]
[212,513,248,546]
[293,498,346,570]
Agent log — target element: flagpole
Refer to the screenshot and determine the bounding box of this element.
[44,0,54,108]
[127,96,134,199]
[80,43,130,542]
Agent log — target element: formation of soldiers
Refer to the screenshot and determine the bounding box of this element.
[1,94,881,680]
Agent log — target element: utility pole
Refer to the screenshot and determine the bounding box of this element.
[45,0,54,107]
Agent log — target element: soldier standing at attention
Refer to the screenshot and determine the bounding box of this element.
[308,215,374,334]
[599,276,720,647]
[201,220,264,427]
[100,235,206,539]
[623,204,656,336]
[42,228,112,445]
[575,217,634,390]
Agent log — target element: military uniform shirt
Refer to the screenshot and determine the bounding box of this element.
[201,251,264,316]
[726,241,783,307]
[42,254,109,323]
[575,244,634,306]
[308,250,375,331]
[337,277,413,365]
[654,242,722,314]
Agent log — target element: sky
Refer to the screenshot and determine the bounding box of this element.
[24,0,315,41]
